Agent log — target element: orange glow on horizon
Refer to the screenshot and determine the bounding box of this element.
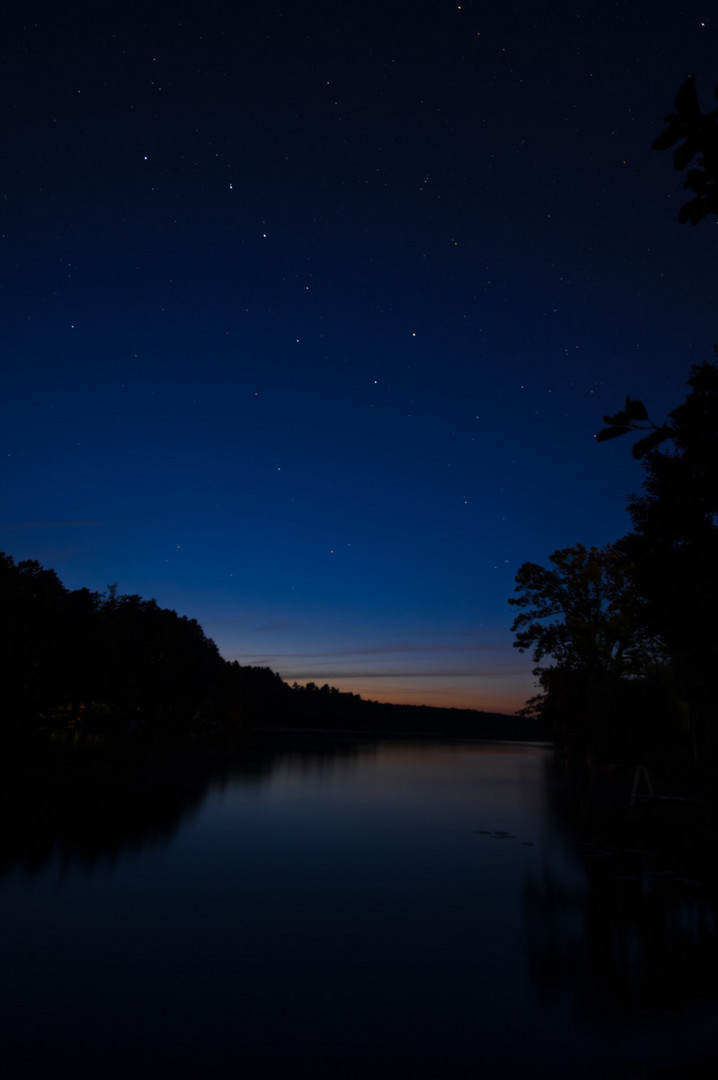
[291,676,529,716]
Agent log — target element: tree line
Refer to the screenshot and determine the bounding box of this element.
[509,79,718,763]
[1,552,526,738]
[0,552,288,735]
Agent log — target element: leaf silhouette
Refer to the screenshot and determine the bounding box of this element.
[631,428,672,459]
[652,125,683,151]
[596,425,631,442]
[675,76,700,118]
[625,398,648,422]
[602,410,629,426]
[674,136,701,171]
[679,198,708,224]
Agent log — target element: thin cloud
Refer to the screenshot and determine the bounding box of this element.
[236,642,507,660]
[0,520,108,529]
[280,670,516,680]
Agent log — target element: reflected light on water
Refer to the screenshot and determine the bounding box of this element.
[0,739,716,1077]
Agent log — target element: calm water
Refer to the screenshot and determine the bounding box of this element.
[1,739,717,1078]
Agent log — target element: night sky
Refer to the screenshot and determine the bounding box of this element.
[2,1,717,713]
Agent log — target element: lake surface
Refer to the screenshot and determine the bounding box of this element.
[1,738,717,1077]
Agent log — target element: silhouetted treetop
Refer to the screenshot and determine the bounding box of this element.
[509,543,658,681]
[0,554,225,731]
[596,347,718,458]
[618,360,718,721]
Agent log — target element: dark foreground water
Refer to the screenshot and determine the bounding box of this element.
[1,738,717,1078]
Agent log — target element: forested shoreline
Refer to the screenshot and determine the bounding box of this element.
[1,552,535,741]
[508,357,718,772]
[500,80,718,794]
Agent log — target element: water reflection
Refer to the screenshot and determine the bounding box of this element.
[525,756,718,1046]
[0,733,377,878]
[0,737,716,1076]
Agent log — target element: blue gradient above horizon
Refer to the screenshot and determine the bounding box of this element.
[2,1,717,714]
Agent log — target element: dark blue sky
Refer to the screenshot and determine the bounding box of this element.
[2,0,717,711]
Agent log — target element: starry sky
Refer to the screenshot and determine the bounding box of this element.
[2,0,717,713]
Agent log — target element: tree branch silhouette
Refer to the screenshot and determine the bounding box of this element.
[653,75,718,224]
[597,77,718,456]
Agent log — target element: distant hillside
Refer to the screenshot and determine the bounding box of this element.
[275,682,544,740]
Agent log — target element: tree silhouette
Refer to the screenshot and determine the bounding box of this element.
[0,555,227,733]
[0,554,69,721]
[510,544,656,678]
[89,591,227,731]
[509,544,662,748]
[596,395,676,459]
[618,361,718,746]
